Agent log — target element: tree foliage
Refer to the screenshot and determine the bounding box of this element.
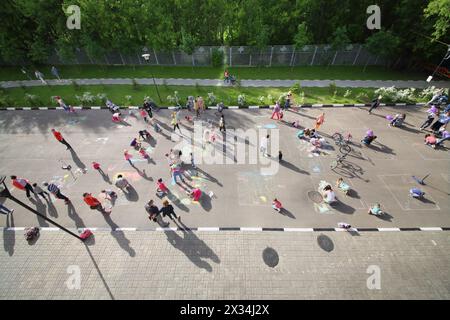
[0,0,447,65]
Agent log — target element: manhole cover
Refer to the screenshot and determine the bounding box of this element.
[317,234,334,252]
[308,191,323,204]
[262,247,279,268]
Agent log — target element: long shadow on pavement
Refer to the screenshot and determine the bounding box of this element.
[29,198,50,227]
[67,202,86,228]
[280,160,310,175]
[163,221,220,272]
[69,148,87,170]
[84,240,115,300]
[103,214,136,257]
[2,209,15,256]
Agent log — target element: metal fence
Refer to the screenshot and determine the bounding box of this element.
[1,44,386,66]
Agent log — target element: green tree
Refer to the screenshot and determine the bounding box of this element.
[424,0,450,40]
[329,26,351,66]
[364,30,401,70]
[292,22,311,69]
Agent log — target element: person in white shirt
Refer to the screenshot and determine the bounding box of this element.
[260,134,270,157]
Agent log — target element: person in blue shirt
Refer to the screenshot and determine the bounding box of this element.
[410,188,425,198]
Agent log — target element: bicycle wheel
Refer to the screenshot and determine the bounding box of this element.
[340,144,351,155]
[332,133,343,144]
[330,160,338,170]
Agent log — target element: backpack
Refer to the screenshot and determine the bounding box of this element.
[24,227,39,241]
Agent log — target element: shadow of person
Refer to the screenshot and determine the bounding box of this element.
[3,209,15,256]
[374,212,394,222]
[163,223,220,272]
[147,136,157,148]
[166,192,190,212]
[69,148,87,170]
[416,196,436,205]
[67,201,86,228]
[330,200,355,214]
[97,169,112,184]
[279,208,296,219]
[44,197,58,218]
[29,197,50,227]
[280,160,310,175]
[103,214,135,257]
[124,185,139,202]
[138,169,153,181]
[199,193,212,212]
[346,189,360,199]
[195,167,223,187]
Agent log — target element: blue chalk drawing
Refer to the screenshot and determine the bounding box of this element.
[264,124,277,129]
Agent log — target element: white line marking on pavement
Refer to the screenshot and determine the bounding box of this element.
[378,228,401,232]
[197,227,220,231]
[312,104,323,107]
[431,240,437,246]
[23,107,31,110]
[156,227,178,231]
[6,107,15,110]
[41,227,60,231]
[38,107,48,110]
[91,106,101,110]
[115,228,137,231]
[248,106,260,109]
[284,228,314,232]
[229,106,239,109]
[240,227,263,231]
[7,227,25,231]
[420,227,443,231]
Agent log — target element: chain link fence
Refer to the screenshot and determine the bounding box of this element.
[1,44,386,66]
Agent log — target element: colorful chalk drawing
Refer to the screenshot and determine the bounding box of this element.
[237,171,274,206]
[264,124,277,129]
[314,202,332,214]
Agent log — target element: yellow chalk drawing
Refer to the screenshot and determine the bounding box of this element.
[260,196,267,202]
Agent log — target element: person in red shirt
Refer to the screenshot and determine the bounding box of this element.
[189,188,202,202]
[156,178,169,196]
[272,198,283,213]
[51,128,72,150]
[83,193,101,209]
[10,175,35,198]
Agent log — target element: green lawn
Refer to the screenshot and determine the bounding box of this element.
[0,83,425,108]
[0,65,428,82]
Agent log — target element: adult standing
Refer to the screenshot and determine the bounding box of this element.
[145,200,169,227]
[260,134,270,157]
[315,112,325,130]
[219,115,226,132]
[10,175,35,198]
[430,111,450,133]
[51,66,61,81]
[368,95,382,114]
[43,182,70,204]
[34,70,47,84]
[271,101,281,120]
[159,200,181,222]
[51,128,72,150]
[420,106,438,130]
[171,112,182,133]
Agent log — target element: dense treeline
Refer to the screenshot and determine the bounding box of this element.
[0,0,448,66]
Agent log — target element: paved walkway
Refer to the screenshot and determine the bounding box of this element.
[1,107,449,230]
[1,78,449,89]
[1,230,449,299]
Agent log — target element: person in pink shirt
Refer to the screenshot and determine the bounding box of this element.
[272,198,283,212]
[424,133,437,148]
[271,101,281,120]
[124,149,133,165]
[139,108,148,123]
[10,175,35,198]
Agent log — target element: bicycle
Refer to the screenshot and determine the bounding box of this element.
[332,132,352,154]
[330,152,348,170]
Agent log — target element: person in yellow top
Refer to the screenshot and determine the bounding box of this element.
[194,98,200,118]
[171,112,181,133]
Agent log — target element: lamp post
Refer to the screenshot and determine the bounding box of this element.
[0,175,84,241]
[426,45,450,82]
[142,48,162,103]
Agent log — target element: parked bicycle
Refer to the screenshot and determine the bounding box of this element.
[330,151,349,170]
[332,132,352,154]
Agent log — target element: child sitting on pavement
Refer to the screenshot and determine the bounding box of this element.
[272,198,283,212]
[368,203,383,216]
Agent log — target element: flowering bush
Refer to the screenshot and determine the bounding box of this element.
[124,95,132,105]
[258,96,266,105]
[24,93,40,106]
[267,94,275,104]
[356,92,370,102]
[419,86,437,101]
[343,89,352,98]
[97,93,108,103]
[298,92,305,104]
[374,86,398,103]
[75,92,95,106]
[374,86,418,103]
[207,92,216,106]
[237,94,246,106]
